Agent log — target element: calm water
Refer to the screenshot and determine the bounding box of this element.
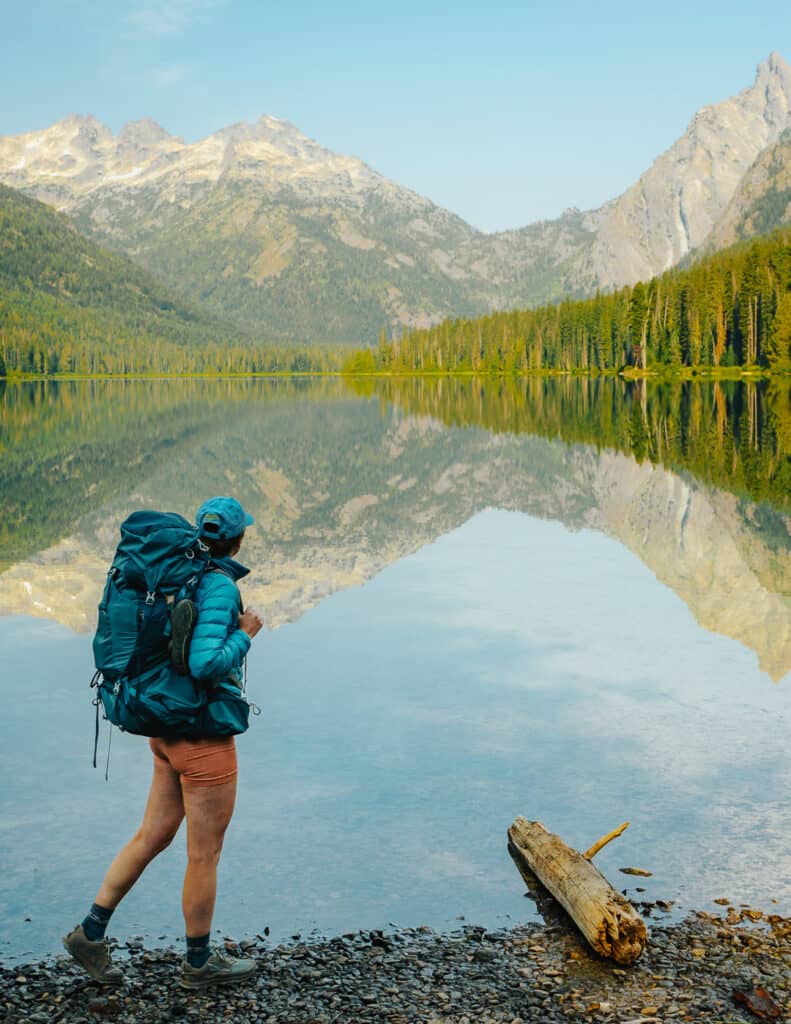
[0,377,789,963]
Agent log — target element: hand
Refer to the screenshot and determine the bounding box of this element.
[239,607,264,639]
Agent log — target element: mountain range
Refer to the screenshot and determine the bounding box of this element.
[1,54,790,344]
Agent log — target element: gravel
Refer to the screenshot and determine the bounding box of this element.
[1,908,788,1023]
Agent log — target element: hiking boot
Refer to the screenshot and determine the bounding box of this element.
[180,947,257,989]
[62,924,123,985]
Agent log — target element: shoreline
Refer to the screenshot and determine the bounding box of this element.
[2,366,789,382]
[2,908,788,1023]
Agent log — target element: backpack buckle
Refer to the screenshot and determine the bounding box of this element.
[145,591,156,605]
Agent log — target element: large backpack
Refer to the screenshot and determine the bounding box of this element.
[91,510,251,748]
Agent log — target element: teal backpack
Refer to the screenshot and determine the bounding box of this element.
[91,510,252,762]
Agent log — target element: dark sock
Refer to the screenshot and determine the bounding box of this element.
[81,902,114,942]
[186,933,211,968]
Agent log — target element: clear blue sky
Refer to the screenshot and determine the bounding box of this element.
[2,1,790,231]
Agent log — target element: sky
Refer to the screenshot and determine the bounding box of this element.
[2,1,790,231]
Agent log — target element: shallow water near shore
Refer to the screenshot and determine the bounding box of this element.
[0,378,789,963]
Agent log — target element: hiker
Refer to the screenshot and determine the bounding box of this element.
[64,497,264,989]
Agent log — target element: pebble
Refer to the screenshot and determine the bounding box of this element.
[0,911,788,1024]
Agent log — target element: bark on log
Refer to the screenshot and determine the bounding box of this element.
[508,817,647,965]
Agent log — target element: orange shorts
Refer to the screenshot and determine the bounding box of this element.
[149,736,237,788]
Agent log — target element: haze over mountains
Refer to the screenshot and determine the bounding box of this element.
[1,53,790,343]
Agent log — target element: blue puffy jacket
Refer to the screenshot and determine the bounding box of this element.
[188,556,251,685]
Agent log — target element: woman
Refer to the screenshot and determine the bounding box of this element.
[64,496,263,990]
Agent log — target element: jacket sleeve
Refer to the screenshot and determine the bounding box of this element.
[188,572,251,682]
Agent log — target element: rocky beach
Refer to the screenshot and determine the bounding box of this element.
[2,904,788,1024]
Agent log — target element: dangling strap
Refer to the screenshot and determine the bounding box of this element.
[89,671,114,781]
[93,698,100,769]
[90,671,101,768]
[104,724,113,782]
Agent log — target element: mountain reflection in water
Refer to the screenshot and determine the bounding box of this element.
[0,377,789,679]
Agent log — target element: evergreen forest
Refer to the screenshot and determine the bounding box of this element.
[345,229,791,375]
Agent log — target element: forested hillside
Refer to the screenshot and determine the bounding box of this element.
[0,185,336,375]
[349,229,791,374]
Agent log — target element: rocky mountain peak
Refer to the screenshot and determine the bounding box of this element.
[118,118,171,145]
[760,51,791,81]
[746,51,791,131]
[26,114,108,157]
[0,108,369,200]
[55,112,107,131]
[62,113,112,143]
[255,113,301,136]
[250,113,340,163]
[581,52,791,290]
[212,115,324,151]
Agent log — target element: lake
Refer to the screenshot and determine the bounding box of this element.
[0,376,789,963]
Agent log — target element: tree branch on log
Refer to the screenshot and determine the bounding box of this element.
[584,821,630,860]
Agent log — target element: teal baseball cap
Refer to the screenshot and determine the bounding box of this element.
[196,496,254,541]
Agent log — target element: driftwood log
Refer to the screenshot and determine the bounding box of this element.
[508,817,647,965]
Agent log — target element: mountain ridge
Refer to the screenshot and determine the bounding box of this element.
[577,51,791,290]
[1,54,790,343]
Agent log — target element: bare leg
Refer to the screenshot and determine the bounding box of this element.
[95,756,185,909]
[181,778,237,936]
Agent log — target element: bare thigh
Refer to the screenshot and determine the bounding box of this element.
[142,748,187,840]
[183,776,237,859]
[94,750,185,908]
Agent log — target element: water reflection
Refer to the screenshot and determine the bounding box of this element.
[1,378,789,678]
[0,378,789,960]
[362,376,791,514]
